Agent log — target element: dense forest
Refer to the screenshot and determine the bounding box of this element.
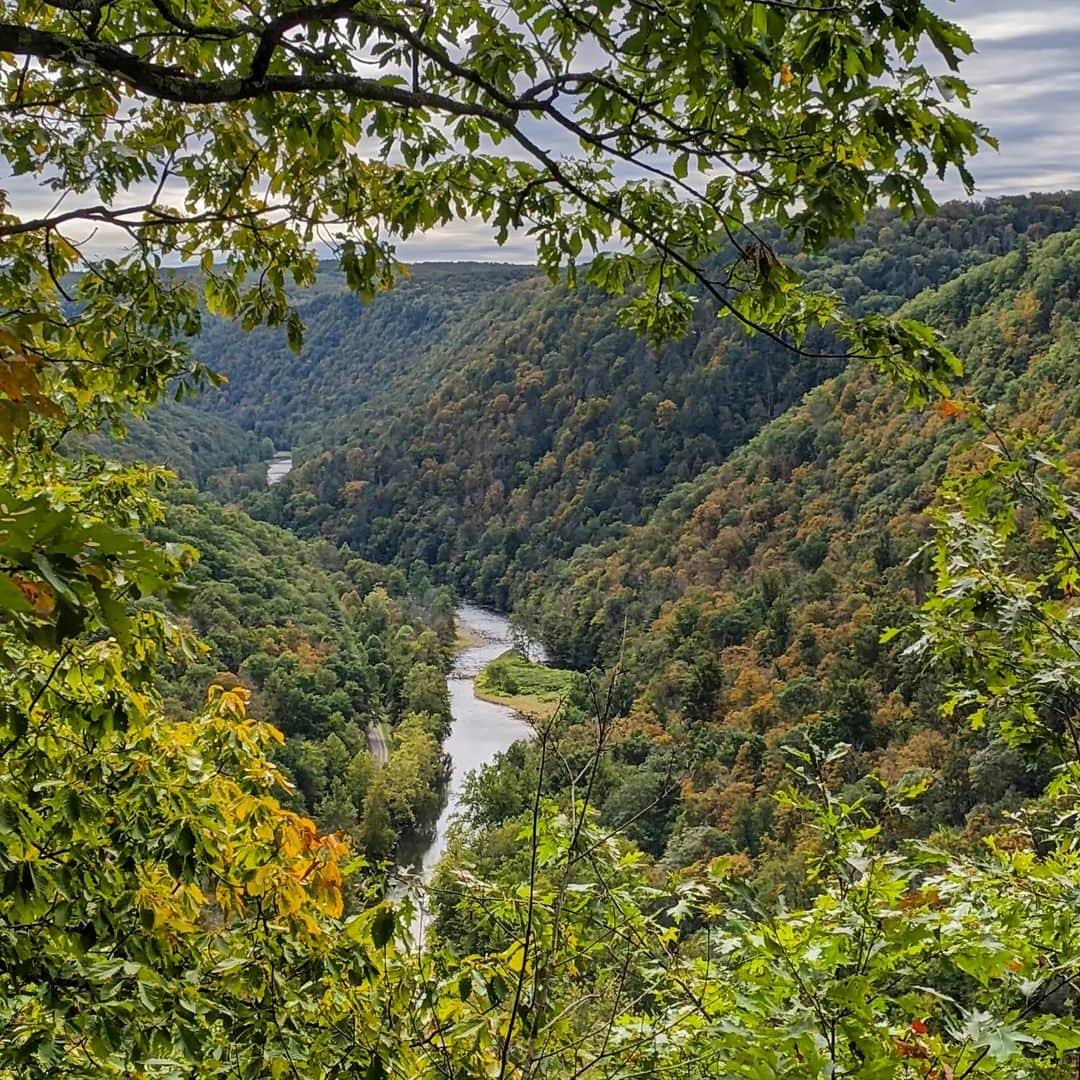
[434,219,1080,904]
[205,197,1080,906]
[79,403,271,487]
[6,0,1080,1075]
[194,262,534,446]
[156,489,456,856]
[234,193,1080,607]
[81,405,459,855]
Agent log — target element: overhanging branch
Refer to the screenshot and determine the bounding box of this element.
[0,22,508,122]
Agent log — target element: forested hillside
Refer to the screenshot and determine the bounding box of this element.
[530,225,1080,664]
[84,405,457,854]
[194,193,1080,896]
[254,193,1080,607]
[155,489,455,855]
[80,403,270,487]
[188,195,1080,904]
[195,262,534,445]
[441,219,1080,899]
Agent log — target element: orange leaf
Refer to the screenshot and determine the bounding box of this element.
[895,1038,929,1060]
[934,399,964,419]
[15,577,56,616]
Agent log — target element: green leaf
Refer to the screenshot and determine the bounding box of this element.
[371,905,395,949]
[0,573,32,613]
[1028,1017,1080,1052]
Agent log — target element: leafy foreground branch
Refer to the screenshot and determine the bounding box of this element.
[1,0,986,429]
[429,774,1080,1079]
[5,643,1080,1078]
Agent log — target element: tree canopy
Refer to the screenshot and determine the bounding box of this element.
[243,195,1080,612]
[1,0,987,405]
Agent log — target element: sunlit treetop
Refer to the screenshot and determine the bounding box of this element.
[0,0,988,420]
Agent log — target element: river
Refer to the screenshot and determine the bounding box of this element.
[266,451,293,485]
[395,603,544,899]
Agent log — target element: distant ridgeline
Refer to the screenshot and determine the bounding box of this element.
[181,191,1080,896]
[193,261,536,447]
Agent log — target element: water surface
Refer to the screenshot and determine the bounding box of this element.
[397,603,543,881]
[266,452,293,486]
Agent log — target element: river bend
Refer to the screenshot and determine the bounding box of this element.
[397,603,542,880]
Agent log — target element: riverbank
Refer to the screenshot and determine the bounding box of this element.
[453,622,484,653]
[474,650,577,723]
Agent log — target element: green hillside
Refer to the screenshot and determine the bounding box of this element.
[194,262,535,445]
[445,221,1080,896]
[254,194,1080,608]
[79,402,271,488]
[80,406,458,855]
[153,488,456,855]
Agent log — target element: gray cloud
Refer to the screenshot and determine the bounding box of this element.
[930,0,1080,197]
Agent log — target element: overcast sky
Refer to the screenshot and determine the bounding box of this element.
[3,1,1076,263]
[934,0,1080,194]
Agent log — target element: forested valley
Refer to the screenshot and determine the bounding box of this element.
[224,194,1080,606]
[185,192,1080,911]
[5,1,1080,1076]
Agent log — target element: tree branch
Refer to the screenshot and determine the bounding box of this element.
[0,22,508,121]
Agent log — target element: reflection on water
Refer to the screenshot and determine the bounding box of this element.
[266,452,293,486]
[395,604,544,903]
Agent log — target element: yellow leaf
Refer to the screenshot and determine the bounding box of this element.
[503,942,528,974]
[276,879,306,917]
[0,355,42,402]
